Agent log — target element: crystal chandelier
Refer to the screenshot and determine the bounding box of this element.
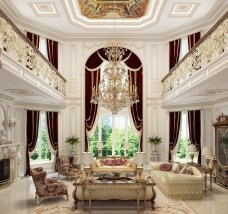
[90,39,139,114]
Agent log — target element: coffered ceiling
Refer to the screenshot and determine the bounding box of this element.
[0,0,227,39]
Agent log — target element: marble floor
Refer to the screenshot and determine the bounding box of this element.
[0,176,227,214]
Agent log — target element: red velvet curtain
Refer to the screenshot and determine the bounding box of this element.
[188,110,201,164]
[169,111,181,161]
[27,32,40,49]
[85,51,103,151]
[26,110,40,176]
[125,52,143,151]
[169,39,181,71]
[46,111,58,170]
[46,39,58,69]
[188,32,201,50]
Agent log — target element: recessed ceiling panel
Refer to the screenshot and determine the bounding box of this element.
[170,3,198,17]
[78,0,149,19]
[29,2,59,17]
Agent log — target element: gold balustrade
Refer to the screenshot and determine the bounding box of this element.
[162,11,228,95]
[0,10,66,95]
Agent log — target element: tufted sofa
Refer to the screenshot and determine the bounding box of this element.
[150,162,204,199]
[91,156,136,174]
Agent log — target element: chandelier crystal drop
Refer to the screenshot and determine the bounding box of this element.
[90,39,139,114]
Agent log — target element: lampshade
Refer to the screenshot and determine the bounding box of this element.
[134,152,147,166]
[97,142,103,150]
[202,147,214,157]
[187,144,197,153]
[81,152,93,166]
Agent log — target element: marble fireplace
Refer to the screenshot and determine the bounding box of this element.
[0,144,20,187]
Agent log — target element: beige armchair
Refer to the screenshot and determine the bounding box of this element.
[31,167,68,204]
[56,155,81,181]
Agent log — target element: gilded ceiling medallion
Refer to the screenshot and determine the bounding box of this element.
[78,0,149,19]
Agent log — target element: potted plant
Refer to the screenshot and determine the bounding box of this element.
[65,136,80,154]
[148,136,162,152]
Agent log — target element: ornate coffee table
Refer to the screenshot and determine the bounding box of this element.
[73,176,156,214]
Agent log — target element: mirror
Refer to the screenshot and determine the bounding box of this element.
[0,105,6,144]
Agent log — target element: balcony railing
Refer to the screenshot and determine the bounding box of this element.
[0,10,66,95]
[162,11,228,95]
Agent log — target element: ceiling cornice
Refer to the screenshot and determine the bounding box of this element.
[0,1,227,43]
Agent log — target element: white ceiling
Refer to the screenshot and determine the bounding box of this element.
[1,0,227,40]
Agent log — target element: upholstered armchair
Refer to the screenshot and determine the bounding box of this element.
[56,155,81,181]
[31,167,69,204]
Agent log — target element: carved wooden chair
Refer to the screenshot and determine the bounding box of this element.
[56,155,81,181]
[31,167,69,204]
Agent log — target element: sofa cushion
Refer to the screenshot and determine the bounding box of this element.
[160,163,172,171]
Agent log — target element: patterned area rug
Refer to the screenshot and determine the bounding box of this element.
[31,200,195,214]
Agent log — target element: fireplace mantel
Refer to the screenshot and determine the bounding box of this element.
[0,143,21,186]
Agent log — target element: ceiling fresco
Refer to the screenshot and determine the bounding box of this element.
[78,0,149,19]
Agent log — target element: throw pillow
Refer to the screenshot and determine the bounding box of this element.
[113,158,123,166]
[186,166,194,175]
[180,167,187,174]
[160,163,172,171]
[175,164,183,174]
[100,159,107,166]
[106,159,113,166]
[171,162,180,173]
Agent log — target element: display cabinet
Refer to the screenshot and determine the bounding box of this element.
[213,114,228,188]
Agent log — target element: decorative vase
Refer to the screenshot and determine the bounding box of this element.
[151,144,158,153]
[70,144,77,154]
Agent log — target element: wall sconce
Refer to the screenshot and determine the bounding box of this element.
[9,118,16,127]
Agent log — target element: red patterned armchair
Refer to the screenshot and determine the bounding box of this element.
[31,167,69,204]
[56,155,81,181]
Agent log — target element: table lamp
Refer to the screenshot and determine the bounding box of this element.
[134,152,147,180]
[81,152,93,180]
[202,147,214,167]
[187,144,197,163]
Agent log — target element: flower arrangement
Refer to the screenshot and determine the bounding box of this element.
[65,136,80,145]
[148,136,162,145]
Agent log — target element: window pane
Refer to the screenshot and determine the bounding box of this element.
[89,112,139,159]
[39,37,47,57]
[176,112,189,161]
[30,112,52,163]
[179,37,189,60]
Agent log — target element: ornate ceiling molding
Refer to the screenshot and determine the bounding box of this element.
[64,0,164,29]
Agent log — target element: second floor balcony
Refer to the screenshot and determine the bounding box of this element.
[0,10,66,106]
[162,11,228,107]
